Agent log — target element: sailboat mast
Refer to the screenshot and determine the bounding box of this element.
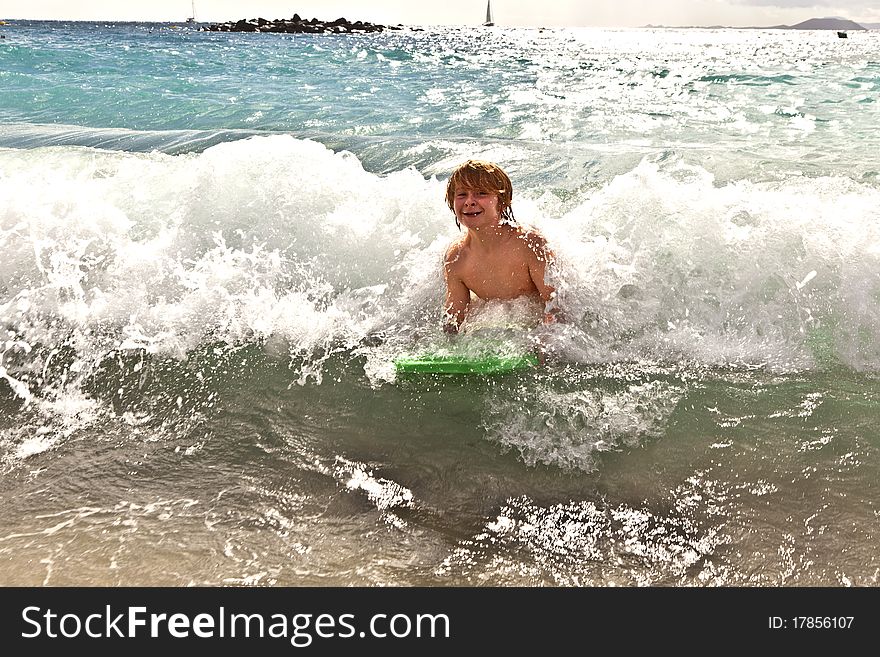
[483,0,494,26]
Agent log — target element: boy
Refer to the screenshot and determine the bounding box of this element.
[442,159,560,334]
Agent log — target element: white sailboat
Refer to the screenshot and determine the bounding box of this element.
[185,1,196,23]
[483,0,494,26]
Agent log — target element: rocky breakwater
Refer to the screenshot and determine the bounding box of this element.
[201,13,400,34]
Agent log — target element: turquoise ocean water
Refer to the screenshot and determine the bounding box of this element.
[1,20,880,586]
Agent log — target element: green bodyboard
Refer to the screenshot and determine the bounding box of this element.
[394,351,539,375]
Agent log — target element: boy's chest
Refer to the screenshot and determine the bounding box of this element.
[457,250,535,299]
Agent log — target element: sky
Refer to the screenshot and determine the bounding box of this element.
[3,1,880,28]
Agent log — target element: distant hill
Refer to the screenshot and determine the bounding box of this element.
[779,17,866,30]
[644,16,870,30]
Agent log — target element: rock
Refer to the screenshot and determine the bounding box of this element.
[201,14,401,34]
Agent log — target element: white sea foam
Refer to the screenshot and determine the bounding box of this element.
[3,134,880,416]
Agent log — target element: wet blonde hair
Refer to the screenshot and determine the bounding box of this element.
[445,159,515,229]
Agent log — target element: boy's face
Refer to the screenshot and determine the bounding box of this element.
[452,185,501,230]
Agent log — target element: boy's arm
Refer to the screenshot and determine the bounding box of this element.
[443,251,470,334]
[526,233,562,324]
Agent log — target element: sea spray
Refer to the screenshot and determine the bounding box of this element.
[4,137,880,426]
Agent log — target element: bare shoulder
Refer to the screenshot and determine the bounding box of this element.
[444,237,467,268]
[517,226,554,259]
